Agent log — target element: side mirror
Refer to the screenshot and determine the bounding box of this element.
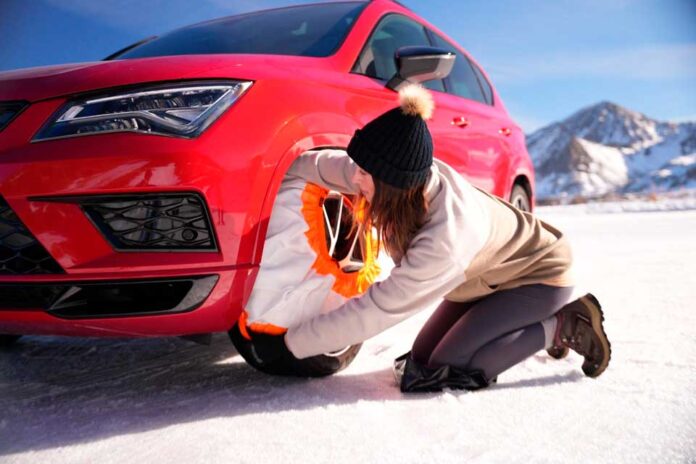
[386,46,455,91]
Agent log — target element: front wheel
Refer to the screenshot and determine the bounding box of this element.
[509,184,531,212]
[229,323,361,377]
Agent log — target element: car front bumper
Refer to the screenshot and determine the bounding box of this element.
[0,96,270,337]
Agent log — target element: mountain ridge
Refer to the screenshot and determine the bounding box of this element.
[526,101,696,200]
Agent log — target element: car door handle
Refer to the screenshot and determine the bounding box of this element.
[451,116,470,128]
[499,127,512,136]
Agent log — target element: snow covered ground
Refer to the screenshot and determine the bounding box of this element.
[1,204,695,463]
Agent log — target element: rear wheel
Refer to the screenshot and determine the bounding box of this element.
[0,335,22,349]
[509,184,531,212]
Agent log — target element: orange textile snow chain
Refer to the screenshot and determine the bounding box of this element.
[300,183,381,298]
[239,184,381,341]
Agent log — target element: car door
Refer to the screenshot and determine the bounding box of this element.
[427,32,513,197]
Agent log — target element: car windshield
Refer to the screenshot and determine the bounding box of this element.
[112,2,367,60]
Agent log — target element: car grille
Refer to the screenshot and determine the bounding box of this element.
[0,197,64,275]
[0,101,28,132]
[80,193,218,251]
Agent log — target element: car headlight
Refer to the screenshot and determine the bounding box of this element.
[33,80,252,141]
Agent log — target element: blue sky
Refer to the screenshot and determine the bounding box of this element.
[1,0,694,132]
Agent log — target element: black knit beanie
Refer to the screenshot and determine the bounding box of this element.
[347,84,435,189]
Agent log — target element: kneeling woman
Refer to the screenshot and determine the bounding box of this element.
[252,84,611,392]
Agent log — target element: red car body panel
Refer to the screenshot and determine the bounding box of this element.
[0,0,535,337]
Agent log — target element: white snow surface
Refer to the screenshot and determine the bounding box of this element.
[2,205,696,463]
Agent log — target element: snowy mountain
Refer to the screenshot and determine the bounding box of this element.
[526,101,696,200]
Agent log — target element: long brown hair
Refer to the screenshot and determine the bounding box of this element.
[354,178,429,261]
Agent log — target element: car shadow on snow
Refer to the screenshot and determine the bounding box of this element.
[0,334,583,455]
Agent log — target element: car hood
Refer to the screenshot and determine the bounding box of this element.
[0,54,333,102]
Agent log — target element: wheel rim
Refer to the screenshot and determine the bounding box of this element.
[322,192,365,273]
[301,184,382,298]
[511,189,530,212]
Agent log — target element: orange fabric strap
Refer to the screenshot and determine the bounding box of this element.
[238,310,288,340]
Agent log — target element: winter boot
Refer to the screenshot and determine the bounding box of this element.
[554,293,611,378]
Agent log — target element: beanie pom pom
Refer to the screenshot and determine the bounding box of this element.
[399,83,434,120]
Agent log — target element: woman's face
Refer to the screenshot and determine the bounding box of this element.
[351,166,375,202]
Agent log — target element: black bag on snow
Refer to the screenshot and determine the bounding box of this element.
[393,351,494,393]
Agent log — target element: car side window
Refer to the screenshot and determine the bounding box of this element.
[429,33,488,105]
[353,14,445,92]
[471,62,494,105]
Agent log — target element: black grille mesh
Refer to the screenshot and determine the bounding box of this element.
[0,197,64,275]
[82,194,217,251]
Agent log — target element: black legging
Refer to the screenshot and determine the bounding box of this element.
[411,284,574,380]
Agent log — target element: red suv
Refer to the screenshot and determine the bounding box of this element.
[0,1,534,350]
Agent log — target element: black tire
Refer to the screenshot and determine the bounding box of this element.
[509,184,531,212]
[0,335,22,349]
[229,323,361,377]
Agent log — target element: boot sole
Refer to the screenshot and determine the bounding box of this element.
[579,293,612,378]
